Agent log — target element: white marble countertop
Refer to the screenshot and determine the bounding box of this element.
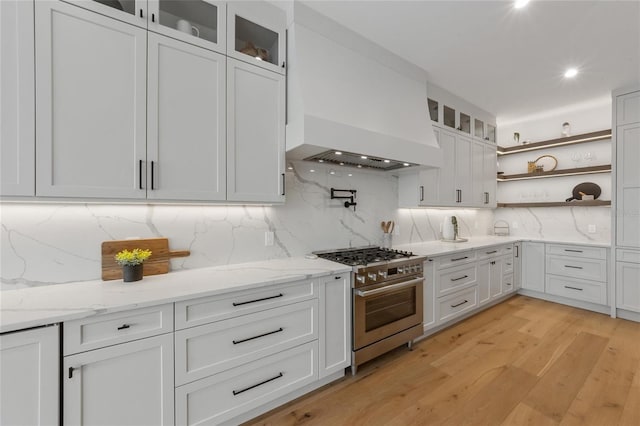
[0,257,352,334]
[395,236,610,258]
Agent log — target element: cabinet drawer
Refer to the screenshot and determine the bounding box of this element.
[546,244,607,260]
[477,245,510,260]
[617,248,640,263]
[435,251,476,270]
[175,279,316,330]
[503,255,514,274]
[175,300,317,385]
[546,275,607,305]
[64,304,173,355]
[175,341,318,426]
[436,264,477,296]
[503,273,514,294]
[437,287,478,323]
[546,255,607,282]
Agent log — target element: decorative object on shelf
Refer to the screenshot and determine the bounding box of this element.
[528,154,558,173]
[493,220,510,236]
[565,182,602,202]
[513,132,520,145]
[240,41,269,61]
[115,248,152,282]
[330,188,357,210]
[176,19,200,37]
[562,122,571,137]
[381,220,394,248]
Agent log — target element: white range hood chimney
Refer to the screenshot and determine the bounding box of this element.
[285,3,442,171]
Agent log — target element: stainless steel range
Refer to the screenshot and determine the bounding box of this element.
[314,246,426,374]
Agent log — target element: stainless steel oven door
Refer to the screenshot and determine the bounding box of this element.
[353,275,424,351]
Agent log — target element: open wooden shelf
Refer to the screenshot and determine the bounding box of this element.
[497,164,611,181]
[497,129,612,156]
[497,200,611,208]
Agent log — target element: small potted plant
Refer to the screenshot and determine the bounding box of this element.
[115,248,152,282]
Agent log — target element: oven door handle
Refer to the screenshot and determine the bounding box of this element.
[355,277,423,298]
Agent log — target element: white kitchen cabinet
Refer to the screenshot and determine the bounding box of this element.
[456,134,473,205]
[521,242,545,292]
[35,0,147,198]
[615,122,640,248]
[0,325,59,426]
[513,242,522,290]
[1,0,35,197]
[227,58,285,202]
[616,260,640,312]
[147,33,227,201]
[483,144,497,207]
[471,140,498,207]
[477,260,491,305]
[62,0,148,29]
[64,333,174,426]
[226,0,286,75]
[423,259,437,331]
[318,274,351,378]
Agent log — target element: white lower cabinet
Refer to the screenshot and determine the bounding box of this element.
[617,259,640,312]
[318,274,351,378]
[64,333,175,426]
[0,325,59,426]
[521,242,545,292]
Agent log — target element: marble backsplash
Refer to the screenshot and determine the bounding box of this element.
[1,161,611,290]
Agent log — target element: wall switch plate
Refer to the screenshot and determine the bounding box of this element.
[588,224,596,234]
[265,231,274,246]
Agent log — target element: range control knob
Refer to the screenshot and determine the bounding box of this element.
[356,275,366,284]
[367,273,377,281]
[378,270,388,279]
[398,267,405,274]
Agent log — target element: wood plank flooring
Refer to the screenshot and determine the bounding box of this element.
[245,296,640,426]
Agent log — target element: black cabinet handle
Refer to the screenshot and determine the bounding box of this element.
[515,245,519,258]
[486,250,497,254]
[490,261,496,265]
[281,61,286,68]
[139,9,143,18]
[117,324,130,330]
[451,256,468,262]
[564,265,583,269]
[232,372,283,396]
[139,160,143,189]
[564,249,583,253]
[151,13,155,22]
[68,367,75,379]
[232,293,283,306]
[451,275,468,282]
[334,276,341,280]
[233,327,283,345]
[150,161,155,190]
[451,300,468,308]
[281,173,285,196]
[564,285,583,291]
[419,185,424,202]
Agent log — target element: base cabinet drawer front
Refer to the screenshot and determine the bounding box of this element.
[477,245,510,260]
[437,287,478,323]
[64,304,174,355]
[546,256,607,282]
[546,275,607,305]
[503,274,514,294]
[435,251,477,269]
[503,255,514,274]
[175,280,316,330]
[64,333,174,426]
[436,264,477,296]
[546,244,607,260]
[617,249,640,263]
[175,300,317,385]
[617,261,640,312]
[175,341,318,426]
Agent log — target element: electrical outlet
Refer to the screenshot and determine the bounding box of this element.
[512,222,519,229]
[264,231,274,246]
[588,224,596,234]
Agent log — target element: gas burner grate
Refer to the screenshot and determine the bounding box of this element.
[314,246,415,266]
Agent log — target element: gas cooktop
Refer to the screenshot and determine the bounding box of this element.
[313,245,416,266]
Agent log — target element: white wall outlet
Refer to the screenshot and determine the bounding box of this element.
[588,224,596,234]
[264,231,275,246]
[512,222,519,229]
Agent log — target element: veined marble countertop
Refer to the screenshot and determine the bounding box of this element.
[0,257,351,334]
[395,236,610,258]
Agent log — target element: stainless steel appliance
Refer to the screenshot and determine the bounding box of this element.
[314,246,426,374]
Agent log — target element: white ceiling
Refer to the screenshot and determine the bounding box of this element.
[301,0,640,123]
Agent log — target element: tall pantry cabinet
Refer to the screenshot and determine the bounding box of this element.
[613,87,640,319]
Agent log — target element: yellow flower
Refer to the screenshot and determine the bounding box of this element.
[115,248,152,266]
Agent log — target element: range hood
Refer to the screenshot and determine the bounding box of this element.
[285,3,442,171]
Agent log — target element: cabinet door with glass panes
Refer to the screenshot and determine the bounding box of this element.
[227,0,286,75]
[62,0,149,29]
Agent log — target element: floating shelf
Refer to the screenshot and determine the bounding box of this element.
[497,200,611,208]
[497,165,611,181]
[497,129,612,156]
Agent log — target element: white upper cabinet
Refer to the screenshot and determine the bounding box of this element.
[147,33,226,201]
[35,0,147,198]
[62,0,149,29]
[227,59,285,203]
[1,0,35,197]
[483,143,497,207]
[616,123,640,248]
[455,134,472,206]
[148,0,226,54]
[227,1,286,75]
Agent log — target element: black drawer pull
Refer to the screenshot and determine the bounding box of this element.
[486,250,497,254]
[451,275,469,282]
[564,265,583,269]
[506,282,512,286]
[451,256,468,262]
[564,249,583,253]
[451,300,468,308]
[233,328,284,345]
[232,293,284,306]
[506,263,512,266]
[232,372,283,396]
[68,367,75,379]
[138,159,143,189]
[117,324,131,330]
[334,276,341,280]
[564,285,583,291]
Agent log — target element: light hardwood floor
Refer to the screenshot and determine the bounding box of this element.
[245,296,640,426]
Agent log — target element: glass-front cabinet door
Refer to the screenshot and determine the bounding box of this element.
[459,112,471,134]
[227,1,286,74]
[148,0,226,54]
[443,105,456,129]
[63,0,148,28]
[487,124,496,143]
[474,118,485,139]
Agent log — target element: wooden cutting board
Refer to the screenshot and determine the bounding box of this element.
[101,238,190,281]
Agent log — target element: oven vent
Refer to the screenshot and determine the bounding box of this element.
[304,150,416,171]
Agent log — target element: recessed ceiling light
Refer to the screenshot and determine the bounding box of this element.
[348,173,353,177]
[403,163,410,167]
[514,0,530,9]
[383,159,391,163]
[310,169,315,173]
[361,155,367,159]
[318,159,324,163]
[335,151,342,155]
[564,68,578,78]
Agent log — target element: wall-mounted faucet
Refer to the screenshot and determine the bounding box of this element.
[330,188,357,211]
